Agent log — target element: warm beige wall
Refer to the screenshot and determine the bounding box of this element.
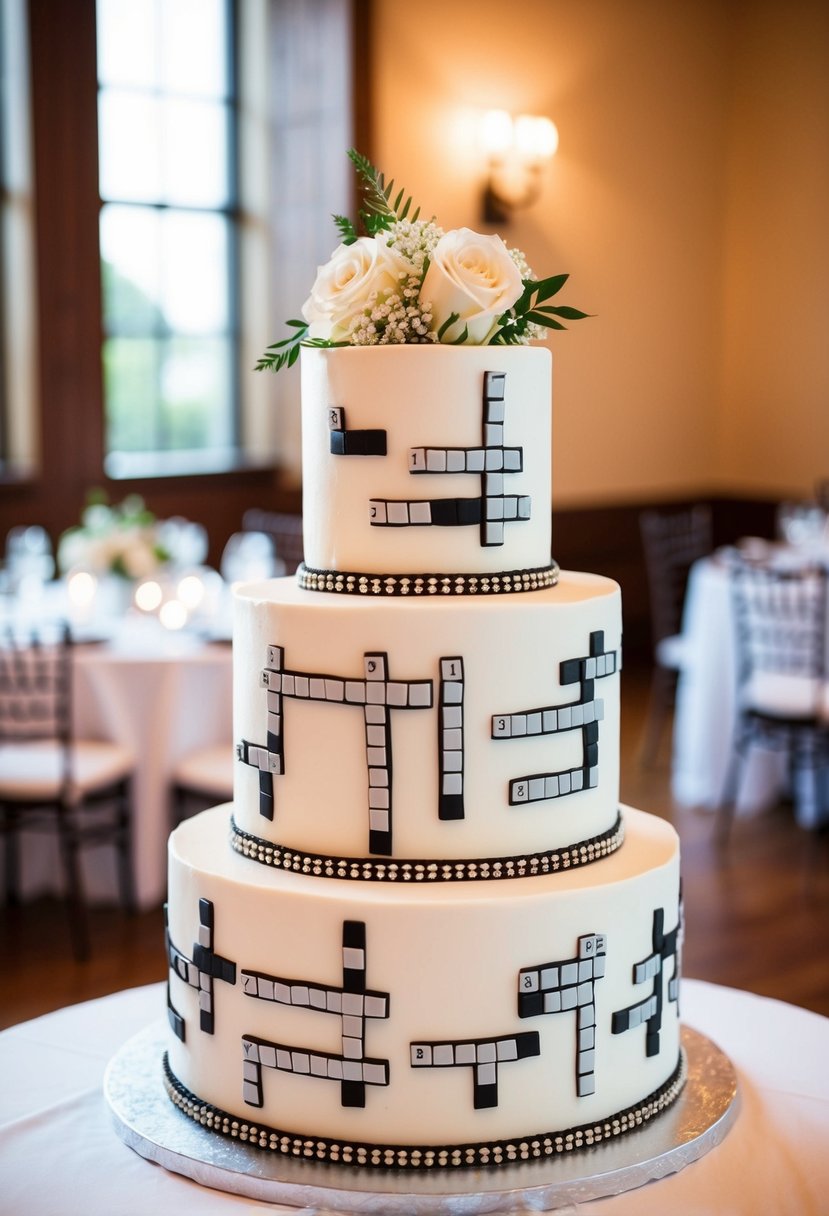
[718,0,829,500]
[370,0,828,507]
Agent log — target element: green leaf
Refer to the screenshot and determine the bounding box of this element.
[347,148,423,229]
[525,311,566,329]
[537,304,591,321]
[449,324,470,345]
[531,273,569,303]
[437,311,460,341]
[333,213,358,245]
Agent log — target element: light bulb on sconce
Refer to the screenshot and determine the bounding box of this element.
[478,110,558,224]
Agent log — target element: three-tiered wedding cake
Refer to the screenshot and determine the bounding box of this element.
[163,341,684,1171]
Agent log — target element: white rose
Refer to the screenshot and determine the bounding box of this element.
[420,228,524,344]
[302,236,409,341]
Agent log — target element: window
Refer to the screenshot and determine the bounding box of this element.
[96,0,240,477]
[0,0,37,476]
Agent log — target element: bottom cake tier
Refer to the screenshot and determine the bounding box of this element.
[165,805,683,1170]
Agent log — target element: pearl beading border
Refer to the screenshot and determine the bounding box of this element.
[296,562,560,596]
[229,813,624,883]
[162,1049,686,1171]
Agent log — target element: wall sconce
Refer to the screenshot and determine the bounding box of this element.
[478,110,559,224]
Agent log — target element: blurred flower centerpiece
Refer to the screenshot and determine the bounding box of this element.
[256,150,588,372]
[58,493,216,636]
[58,492,171,584]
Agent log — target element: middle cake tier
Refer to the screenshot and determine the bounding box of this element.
[233,571,622,875]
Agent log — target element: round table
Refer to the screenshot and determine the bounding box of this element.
[0,980,826,1214]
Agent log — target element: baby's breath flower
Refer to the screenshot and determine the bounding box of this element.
[388,218,445,273]
[508,245,536,280]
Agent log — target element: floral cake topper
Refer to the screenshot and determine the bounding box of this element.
[256,151,588,373]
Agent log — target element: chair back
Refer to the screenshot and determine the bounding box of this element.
[242,509,304,575]
[730,560,827,690]
[0,622,72,754]
[640,506,712,645]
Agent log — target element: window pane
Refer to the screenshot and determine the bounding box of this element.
[161,210,229,334]
[100,204,162,334]
[161,0,229,98]
[103,337,160,451]
[160,336,233,449]
[98,91,162,202]
[162,98,230,207]
[97,0,159,90]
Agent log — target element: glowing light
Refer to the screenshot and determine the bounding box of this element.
[478,110,514,158]
[177,573,205,609]
[159,598,188,630]
[67,570,97,608]
[135,579,164,612]
[514,115,559,161]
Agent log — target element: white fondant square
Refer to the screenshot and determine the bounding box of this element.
[443,752,462,772]
[446,449,465,472]
[386,682,408,706]
[259,1044,276,1069]
[529,777,545,801]
[368,769,389,787]
[345,681,365,703]
[409,500,432,524]
[504,448,522,471]
[366,683,385,705]
[291,985,309,1006]
[325,679,344,701]
[478,1062,497,1086]
[466,449,485,472]
[561,962,578,985]
[243,1046,259,1068]
[511,715,527,737]
[578,1074,596,1096]
[274,982,291,1004]
[589,767,599,788]
[522,970,539,991]
[559,772,571,795]
[579,959,593,981]
[342,949,365,972]
[443,773,463,795]
[343,1060,363,1081]
[309,986,326,1009]
[342,992,364,1014]
[485,472,504,496]
[585,658,597,680]
[365,703,385,722]
[485,522,504,545]
[343,1036,362,1059]
[291,1052,310,1074]
[485,448,503,470]
[487,498,505,521]
[571,704,584,727]
[370,500,387,524]
[561,987,578,1011]
[442,728,463,750]
[571,770,584,791]
[485,423,503,446]
[442,681,462,704]
[409,447,426,471]
[518,496,531,518]
[544,990,562,1013]
[281,674,295,696]
[310,1055,328,1077]
[434,1044,454,1066]
[526,712,542,735]
[545,775,559,798]
[409,683,432,707]
[387,501,409,525]
[369,787,390,809]
[326,991,342,1013]
[411,1044,431,1066]
[310,677,326,700]
[426,449,447,472]
[294,676,309,697]
[497,1039,518,1062]
[594,956,606,978]
[558,706,572,729]
[363,1063,386,1085]
[443,702,463,726]
[577,981,593,1006]
[365,995,387,1018]
[366,724,386,746]
[540,966,559,988]
[492,715,511,737]
[455,1042,476,1065]
[327,1057,343,1079]
[367,746,387,766]
[369,807,389,830]
[259,978,274,1001]
[512,781,529,802]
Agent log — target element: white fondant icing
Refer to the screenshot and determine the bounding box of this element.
[301,346,552,576]
[232,572,622,861]
[167,805,681,1149]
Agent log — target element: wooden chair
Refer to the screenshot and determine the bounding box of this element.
[639,505,712,764]
[718,560,829,838]
[170,742,235,827]
[0,622,135,960]
[242,509,304,575]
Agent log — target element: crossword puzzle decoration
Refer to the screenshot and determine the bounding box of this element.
[368,371,530,548]
[328,406,387,456]
[165,899,237,1041]
[410,1031,540,1109]
[438,657,465,820]
[240,921,390,1109]
[493,630,620,806]
[612,905,681,1057]
[518,933,607,1097]
[237,646,433,853]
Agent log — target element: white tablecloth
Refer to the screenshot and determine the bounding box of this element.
[0,980,827,1214]
[671,557,829,826]
[13,638,233,909]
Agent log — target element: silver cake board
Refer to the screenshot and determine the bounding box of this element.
[105,1022,738,1213]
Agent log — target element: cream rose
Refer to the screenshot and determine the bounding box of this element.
[302,235,409,341]
[420,228,524,344]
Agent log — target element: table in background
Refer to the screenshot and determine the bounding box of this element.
[671,555,829,827]
[1,979,827,1214]
[14,635,233,909]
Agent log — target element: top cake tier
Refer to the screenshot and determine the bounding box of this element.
[300,346,554,587]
